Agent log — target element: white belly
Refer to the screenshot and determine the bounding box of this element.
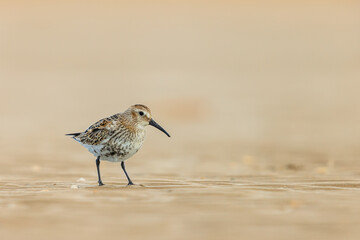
[80,135,145,162]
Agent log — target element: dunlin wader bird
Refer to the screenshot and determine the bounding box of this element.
[66,104,170,186]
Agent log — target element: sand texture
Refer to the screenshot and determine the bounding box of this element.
[1,1,360,240]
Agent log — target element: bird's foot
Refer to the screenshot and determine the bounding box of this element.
[126,183,145,188]
[127,182,134,186]
[98,181,105,186]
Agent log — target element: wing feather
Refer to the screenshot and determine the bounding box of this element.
[75,115,118,145]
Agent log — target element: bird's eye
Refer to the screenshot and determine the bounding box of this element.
[139,111,144,116]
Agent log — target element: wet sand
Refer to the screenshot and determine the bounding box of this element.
[1,141,360,240]
[1,1,360,239]
[1,174,360,240]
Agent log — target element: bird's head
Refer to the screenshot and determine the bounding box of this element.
[127,104,170,137]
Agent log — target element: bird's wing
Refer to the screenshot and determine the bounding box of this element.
[75,116,117,145]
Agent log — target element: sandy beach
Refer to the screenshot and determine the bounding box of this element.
[1,1,360,239]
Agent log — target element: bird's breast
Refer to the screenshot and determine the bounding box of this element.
[99,130,145,162]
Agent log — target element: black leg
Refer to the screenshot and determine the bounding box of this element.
[121,161,134,185]
[96,157,104,186]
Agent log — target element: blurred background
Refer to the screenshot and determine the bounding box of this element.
[1,1,360,240]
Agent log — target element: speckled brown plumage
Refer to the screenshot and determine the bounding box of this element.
[67,104,170,186]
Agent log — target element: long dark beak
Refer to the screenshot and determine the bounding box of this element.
[149,119,171,137]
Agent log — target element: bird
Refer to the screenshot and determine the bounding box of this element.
[66,104,170,186]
